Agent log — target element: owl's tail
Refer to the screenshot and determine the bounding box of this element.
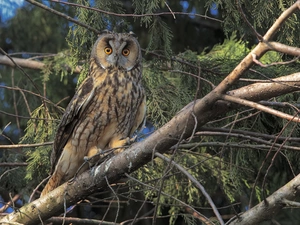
[40,171,63,197]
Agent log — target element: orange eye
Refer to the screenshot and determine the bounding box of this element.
[104,47,112,55]
[122,49,130,56]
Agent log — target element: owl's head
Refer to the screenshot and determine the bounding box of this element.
[91,30,141,71]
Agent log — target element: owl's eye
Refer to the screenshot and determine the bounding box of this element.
[122,49,130,56]
[104,47,113,55]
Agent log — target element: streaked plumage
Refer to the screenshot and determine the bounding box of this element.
[41,31,146,197]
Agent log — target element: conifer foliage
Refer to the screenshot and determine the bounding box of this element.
[0,1,300,225]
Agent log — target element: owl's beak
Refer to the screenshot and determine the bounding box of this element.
[110,54,119,67]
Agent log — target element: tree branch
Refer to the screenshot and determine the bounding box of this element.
[0,55,82,73]
[220,94,300,123]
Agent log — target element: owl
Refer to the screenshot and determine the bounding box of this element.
[41,31,146,197]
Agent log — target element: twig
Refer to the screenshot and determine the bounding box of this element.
[0,109,58,121]
[29,176,50,203]
[17,87,32,116]
[169,70,216,89]
[105,176,120,224]
[25,0,100,34]
[0,84,65,111]
[0,48,43,98]
[165,1,176,19]
[125,173,213,225]
[48,217,118,225]
[0,167,20,181]
[199,127,300,142]
[236,0,263,40]
[50,0,222,22]
[11,70,21,137]
[252,53,300,67]
[155,152,224,225]
[0,142,53,149]
[262,121,297,200]
[0,194,20,213]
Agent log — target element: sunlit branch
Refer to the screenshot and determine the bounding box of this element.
[221,94,300,123]
[0,142,53,149]
[0,55,82,73]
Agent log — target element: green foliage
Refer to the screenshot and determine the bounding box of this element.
[147,17,173,56]
[21,104,61,182]
[208,0,300,45]
[143,60,193,126]
[133,150,242,224]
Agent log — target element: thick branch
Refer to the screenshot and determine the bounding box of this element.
[268,41,300,56]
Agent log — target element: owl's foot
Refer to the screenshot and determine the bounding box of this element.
[129,135,138,143]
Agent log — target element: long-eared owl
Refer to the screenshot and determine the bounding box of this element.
[41,30,146,197]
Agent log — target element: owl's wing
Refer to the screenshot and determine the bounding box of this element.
[50,76,95,173]
[130,95,147,137]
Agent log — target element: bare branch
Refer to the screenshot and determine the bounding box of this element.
[264,1,300,41]
[0,55,82,73]
[252,53,300,67]
[267,42,300,56]
[221,94,300,123]
[0,142,53,149]
[236,0,263,40]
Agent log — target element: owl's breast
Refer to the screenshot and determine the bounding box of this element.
[73,67,143,150]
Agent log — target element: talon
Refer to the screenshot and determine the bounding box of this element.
[129,135,137,143]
